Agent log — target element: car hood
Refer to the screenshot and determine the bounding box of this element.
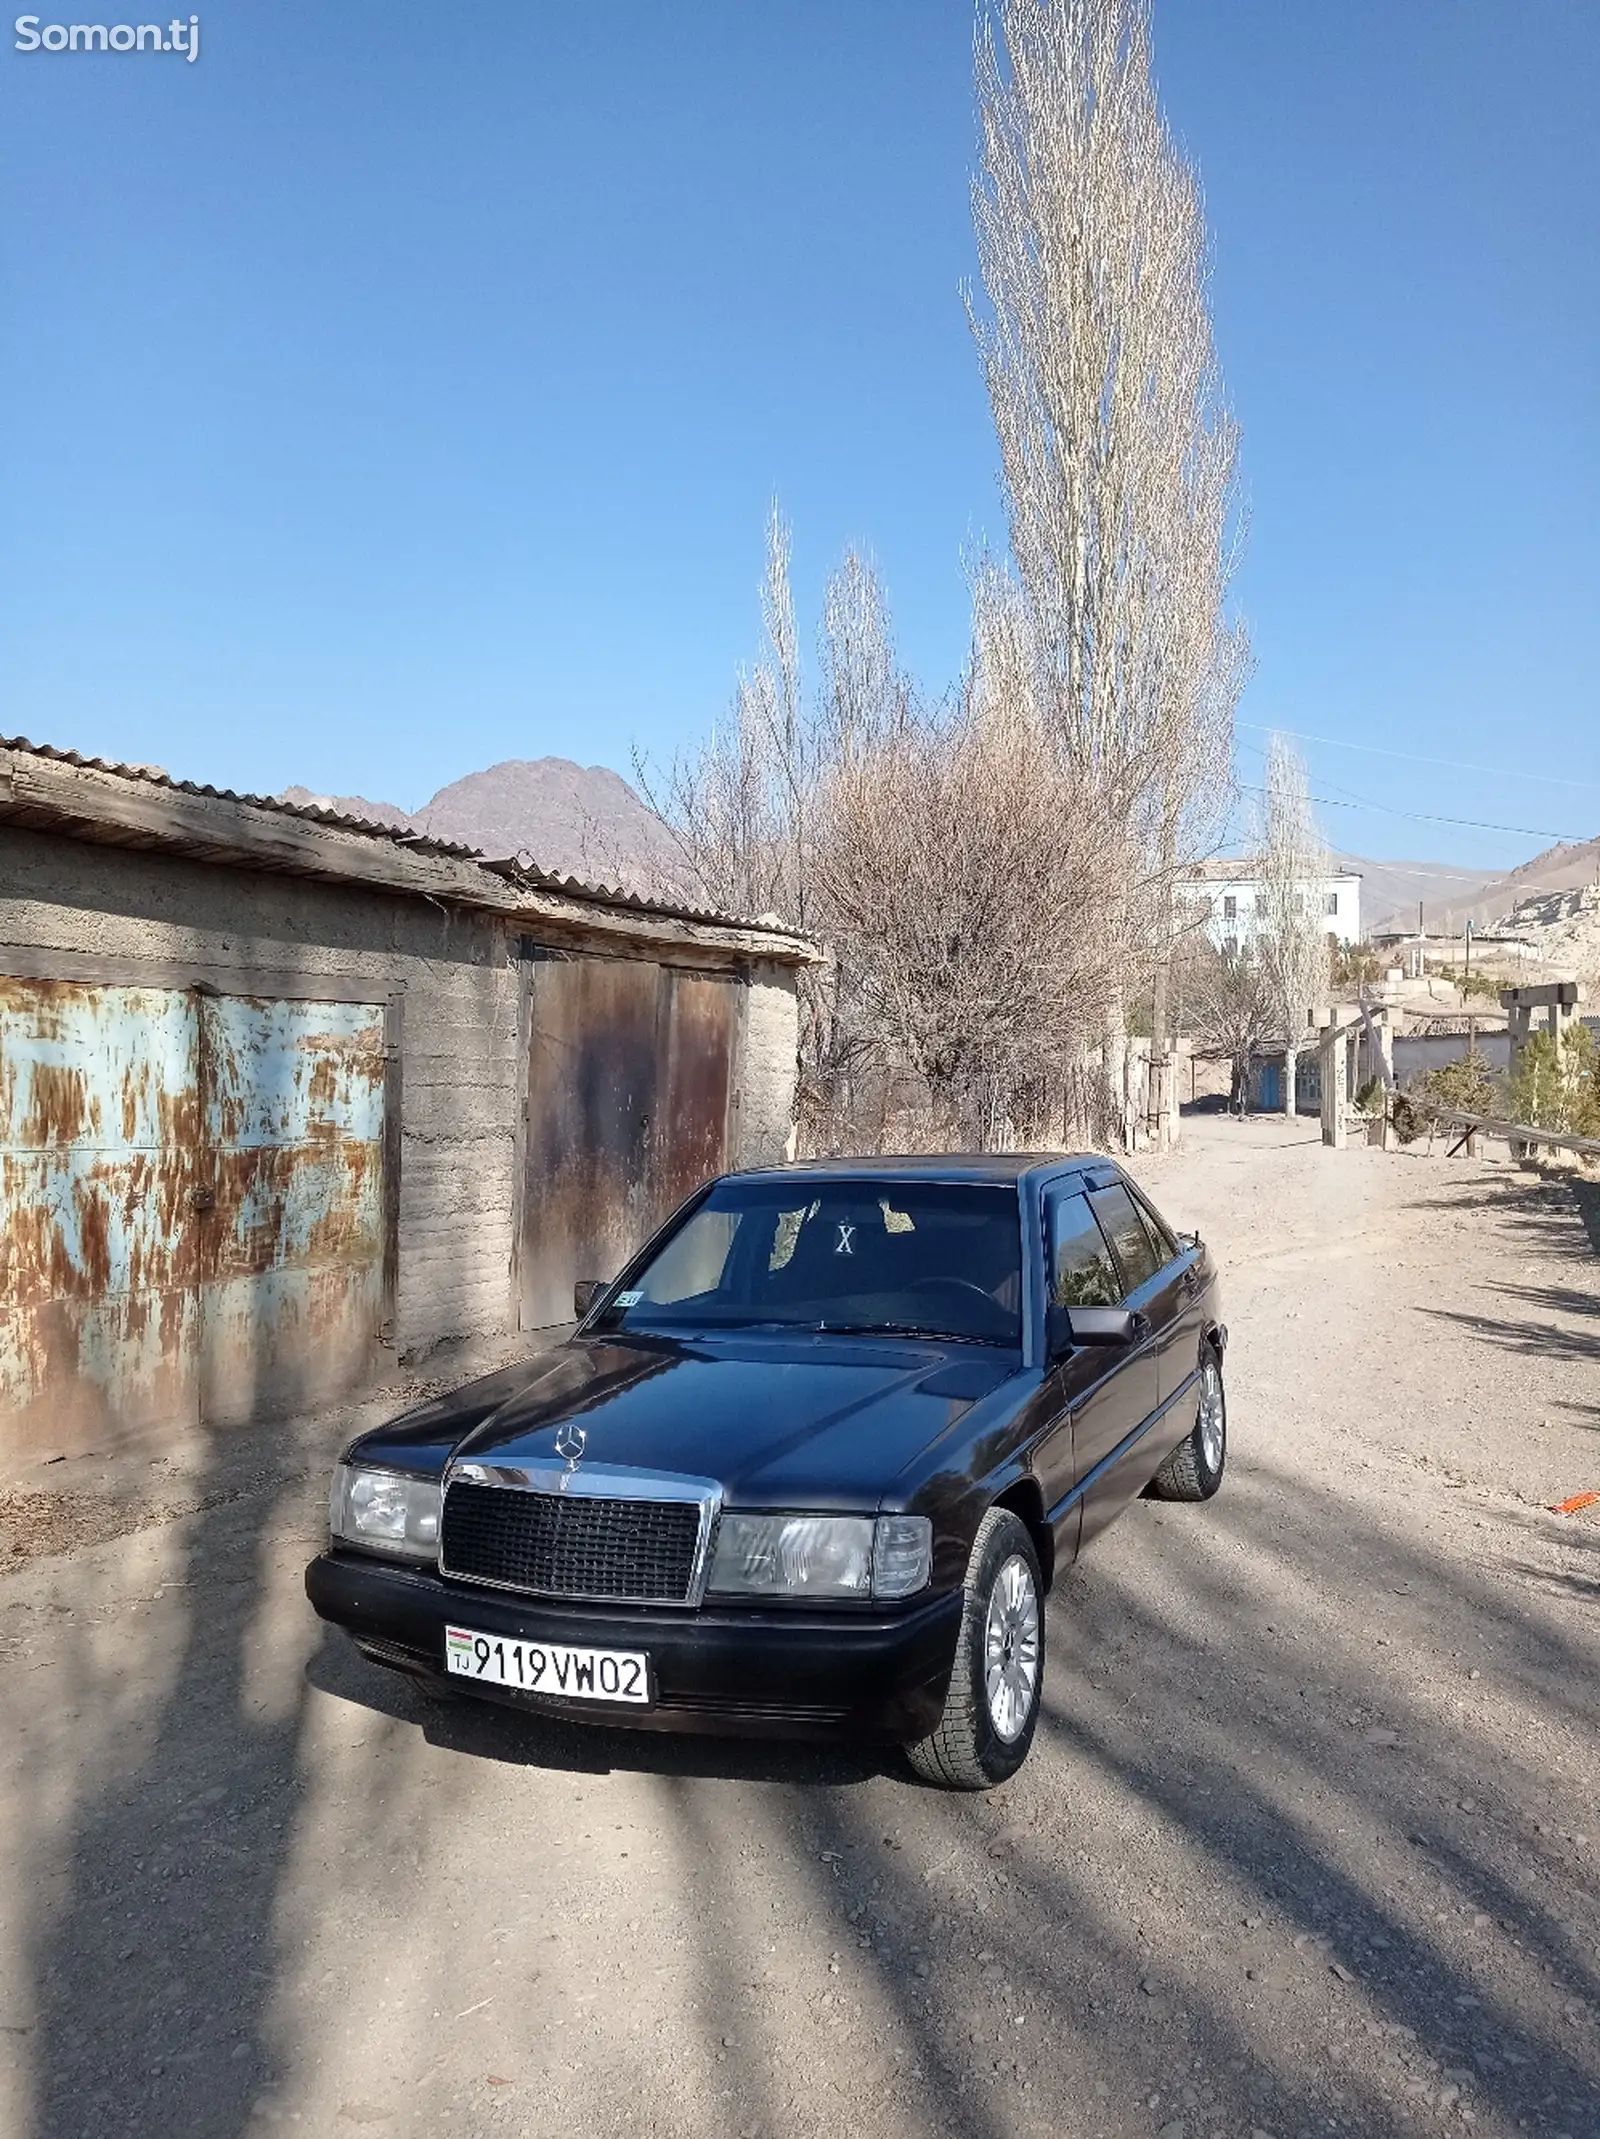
[358,1332,1020,1512]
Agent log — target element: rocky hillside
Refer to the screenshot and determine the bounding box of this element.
[1419,837,1600,936]
[280,758,692,898]
[1489,880,1600,980]
[1353,839,1600,937]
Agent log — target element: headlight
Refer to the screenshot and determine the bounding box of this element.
[329,1465,441,1562]
[707,1513,932,1601]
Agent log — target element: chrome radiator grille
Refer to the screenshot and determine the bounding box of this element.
[440,1478,707,1605]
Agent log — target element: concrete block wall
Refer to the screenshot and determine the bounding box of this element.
[733,961,801,1168]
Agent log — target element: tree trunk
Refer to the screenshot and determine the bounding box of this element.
[1283,1044,1298,1119]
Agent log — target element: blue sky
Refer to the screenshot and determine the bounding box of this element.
[2,0,1595,871]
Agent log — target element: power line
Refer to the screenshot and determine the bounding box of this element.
[1238,720,1600,794]
[1233,780,1594,846]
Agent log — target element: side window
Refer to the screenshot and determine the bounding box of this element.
[1131,1189,1178,1264]
[1046,1191,1120,1308]
[1087,1184,1160,1296]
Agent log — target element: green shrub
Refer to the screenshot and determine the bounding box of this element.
[1389,1092,1425,1143]
[1418,1046,1499,1117]
[1331,944,1387,987]
[1506,1025,1600,1136]
[1434,964,1501,1004]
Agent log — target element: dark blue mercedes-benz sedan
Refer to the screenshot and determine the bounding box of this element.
[306,1153,1226,1788]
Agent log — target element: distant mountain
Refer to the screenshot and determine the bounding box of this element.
[278,786,414,832]
[279,757,693,900]
[1344,839,1600,938]
[1338,854,1500,937]
[1457,837,1600,937]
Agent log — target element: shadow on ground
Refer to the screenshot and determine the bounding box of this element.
[8,1430,1597,2139]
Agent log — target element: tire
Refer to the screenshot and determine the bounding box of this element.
[1149,1348,1226,1503]
[907,1508,1044,1790]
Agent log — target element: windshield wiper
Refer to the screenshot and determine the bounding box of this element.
[812,1321,1010,1348]
[608,1314,809,1333]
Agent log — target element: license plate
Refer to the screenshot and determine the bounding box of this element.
[444,1625,650,1705]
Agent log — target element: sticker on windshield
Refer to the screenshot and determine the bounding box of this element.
[615,1289,643,1307]
[834,1223,856,1256]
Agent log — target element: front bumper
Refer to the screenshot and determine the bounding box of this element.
[305,1549,963,1743]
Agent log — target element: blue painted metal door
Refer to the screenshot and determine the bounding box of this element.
[198,994,387,1425]
[0,978,202,1449]
[1,977,388,1455]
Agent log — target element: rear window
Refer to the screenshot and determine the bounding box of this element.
[595,1179,1023,1345]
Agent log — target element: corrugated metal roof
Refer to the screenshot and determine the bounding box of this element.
[473,852,793,936]
[0,731,805,941]
[0,731,483,858]
[1183,856,1364,883]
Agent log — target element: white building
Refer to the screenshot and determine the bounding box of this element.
[1177,859,1362,953]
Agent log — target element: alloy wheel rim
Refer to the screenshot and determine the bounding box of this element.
[983,1554,1041,1742]
[1198,1362,1225,1473]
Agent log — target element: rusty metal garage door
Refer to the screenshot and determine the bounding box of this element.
[196,993,388,1425]
[517,954,739,1329]
[0,975,389,1457]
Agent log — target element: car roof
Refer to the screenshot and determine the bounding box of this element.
[731,1152,1109,1188]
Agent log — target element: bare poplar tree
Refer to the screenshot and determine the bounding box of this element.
[970,0,1247,1139]
[1255,733,1331,1117]
[820,548,915,763]
[638,510,917,1149]
[636,505,811,926]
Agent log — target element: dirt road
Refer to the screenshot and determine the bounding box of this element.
[2,1116,1597,2139]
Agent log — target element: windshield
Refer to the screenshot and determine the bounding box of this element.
[592,1179,1023,1347]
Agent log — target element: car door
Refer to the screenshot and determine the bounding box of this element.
[1037,1186,1158,1553]
[1129,1182,1206,1438]
[1076,1180,1175,1540]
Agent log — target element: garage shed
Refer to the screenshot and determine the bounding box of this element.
[0,737,816,1461]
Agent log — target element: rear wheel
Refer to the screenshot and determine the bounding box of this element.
[907,1508,1044,1790]
[1149,1349,1226,1502]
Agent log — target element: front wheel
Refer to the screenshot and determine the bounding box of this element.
[907,1508,1044,1790]
[1149,1349,1226,1502]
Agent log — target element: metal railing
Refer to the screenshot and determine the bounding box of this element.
[1402,1097,1600,1161]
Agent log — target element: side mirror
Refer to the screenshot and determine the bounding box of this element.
[573,1279,604,1319]
[1064,1305,1140,1347]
